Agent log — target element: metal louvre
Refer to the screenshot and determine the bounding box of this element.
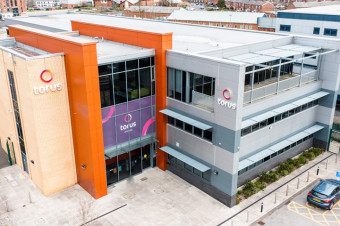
[248,149,275,163]
[238,159,254,171]
[304,124,324,134]
[160,146,211,172]
[160,109,212,130]
[308,91,329,100]
[239,124,324,171]
[268,140,292,152]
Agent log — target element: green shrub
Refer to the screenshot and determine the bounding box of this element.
[255,180,267,190]
[268,171,280,182]
[237,190,243,195]
[236,197,242,204]
[298,155,307,165]
[280,169,289,176]
[242,181,257,198]
[293,159,301,168]
[258,172,271,183]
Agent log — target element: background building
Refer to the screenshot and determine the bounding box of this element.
[0,0,26,16]
[34,0,60,8]
[167,10,267,30]
[123,6,179,19]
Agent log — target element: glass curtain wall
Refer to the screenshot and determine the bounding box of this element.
[99,56,157,186]
[7,70,28,174]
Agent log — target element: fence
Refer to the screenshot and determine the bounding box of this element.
[243,70,318,104]
[192,91,214,111]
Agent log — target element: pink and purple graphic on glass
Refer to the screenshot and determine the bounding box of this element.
[101,97,156,149]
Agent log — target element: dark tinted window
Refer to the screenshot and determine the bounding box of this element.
[139,57,150,68]
[113,72,127,105]
[324,28,337,36]
[280,25,291,32]
[313,27,320,35]
[112,62,125,73]
[98,64,112,76]
[126,59,138,70]
[99,76,113,107]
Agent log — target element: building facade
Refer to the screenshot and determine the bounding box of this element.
[0,0,26,16]
[35,0,60,8]
[1,13,340,207]
[168,10,266,30]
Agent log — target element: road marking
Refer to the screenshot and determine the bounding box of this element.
[287,201,340,226]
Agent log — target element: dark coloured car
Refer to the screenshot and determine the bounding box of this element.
[307,179,340,210]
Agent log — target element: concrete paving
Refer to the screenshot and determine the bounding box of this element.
[0,144,339,226]
[0,149,10,169]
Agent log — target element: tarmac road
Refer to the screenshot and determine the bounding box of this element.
[255,182,340,226]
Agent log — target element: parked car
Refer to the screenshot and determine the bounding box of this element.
[307,179,340,210]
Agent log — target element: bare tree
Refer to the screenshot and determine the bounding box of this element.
[79,197,94,224]
[27,0,35,8]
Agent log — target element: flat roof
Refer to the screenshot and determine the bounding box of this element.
[0,39,56,58]
[168,10,265,24]
[7,13,286,53]
[78,35,154,64]
[281,4,340,16]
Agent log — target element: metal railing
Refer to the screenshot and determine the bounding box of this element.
[192,90,214,111]
[243,70,318,104]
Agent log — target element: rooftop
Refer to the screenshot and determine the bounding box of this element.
[78,35,154,64]
[5,13,286,53]
[290,1,340,9]
[168,10,265,24]
[0,38,58,58]
[124,6,180,13]
[281,4,340,15]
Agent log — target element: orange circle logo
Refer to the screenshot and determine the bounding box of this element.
[40,69,53,83]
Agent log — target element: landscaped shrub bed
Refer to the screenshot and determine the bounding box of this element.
[236,147,324,204]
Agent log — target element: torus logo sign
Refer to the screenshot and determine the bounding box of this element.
[33,69,62,95]
[120,113,137,132]
[217,89,236,110]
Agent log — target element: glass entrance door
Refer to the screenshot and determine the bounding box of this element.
[105,142,156,186]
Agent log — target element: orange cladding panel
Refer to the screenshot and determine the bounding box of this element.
[8,25,107,199]
[71,21,172,171]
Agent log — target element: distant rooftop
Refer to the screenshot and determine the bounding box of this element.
[281,4,340,15]
[168,10,265,24]
[5,13,285,53]
[124,6,180,13]
[290,1,340,9]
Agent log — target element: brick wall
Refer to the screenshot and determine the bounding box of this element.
[168,19,258,30]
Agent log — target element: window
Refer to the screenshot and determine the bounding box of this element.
[324,28,337,36]
[313,27,320,35]
[167,68,215,105]
[280,24,291,32]
[203,129,213,141]
[99,75,113,107]
[175,119,183,129]
[185,123,193,133]
[234,25,237,28]
[249,26,252,29]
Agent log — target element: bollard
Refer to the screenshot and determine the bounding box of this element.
[297,178,300,189]
[307,171,310,182]
[274,192,277,204]
[28,192,32,203]
[317,166,320,175]
[286,185,289,196]
[261,202,264,212]
[246,210,249,223]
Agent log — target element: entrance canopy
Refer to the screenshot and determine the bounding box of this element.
[160,146,211,172]
[105,134,157,159]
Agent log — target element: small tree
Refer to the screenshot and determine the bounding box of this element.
[217,0,225,8]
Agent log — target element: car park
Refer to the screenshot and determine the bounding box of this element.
[307,179,340,210]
